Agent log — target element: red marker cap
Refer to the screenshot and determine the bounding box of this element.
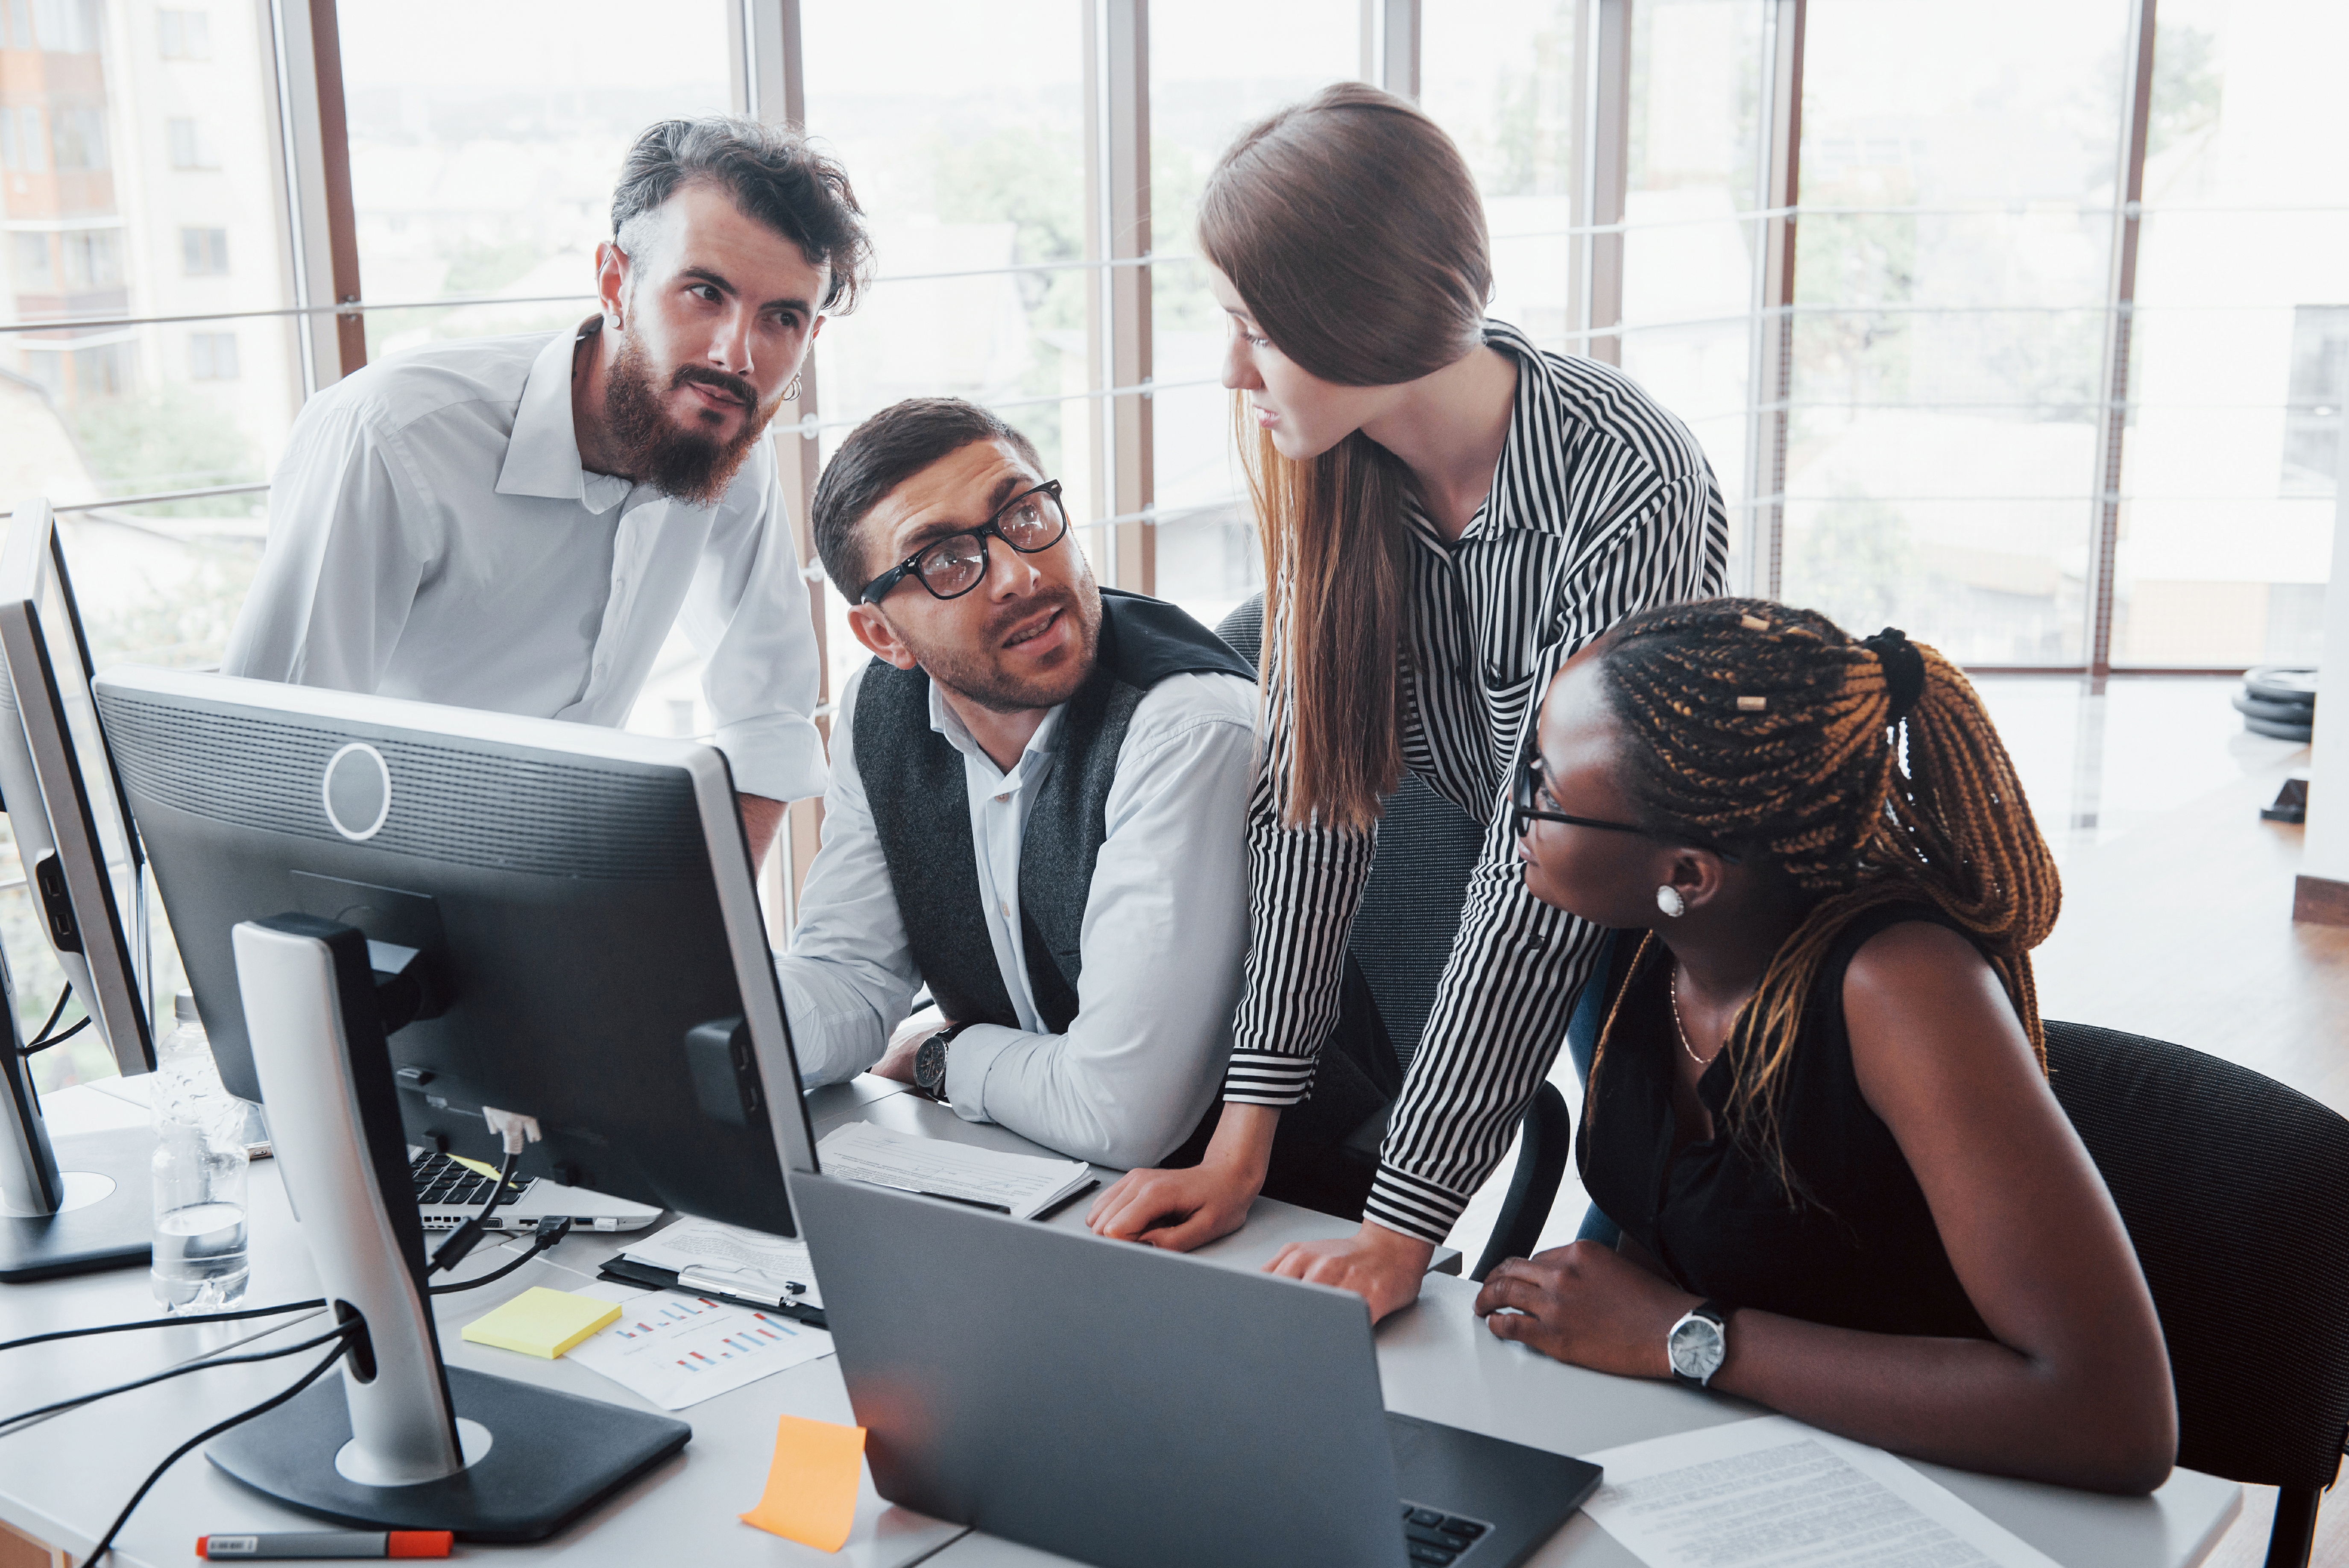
[389,1534,454,1558]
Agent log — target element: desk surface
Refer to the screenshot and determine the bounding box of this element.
[4,1081,2239,1568]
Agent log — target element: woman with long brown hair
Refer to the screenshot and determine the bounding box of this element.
[1473,599,2174,1492]
[1086,83,1727,1319]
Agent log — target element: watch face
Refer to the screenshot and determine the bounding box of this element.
[1668,1314,1727,1382]
[914,1034,948,1093]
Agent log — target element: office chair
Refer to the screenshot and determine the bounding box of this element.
[1215,596,1572,1282]
[2044,1020,2349,1568]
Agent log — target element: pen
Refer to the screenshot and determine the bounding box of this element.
[1031,1178,1102,1223]
[198,1530,453,1559]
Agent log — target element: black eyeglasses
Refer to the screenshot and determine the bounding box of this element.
[1509,754,1743,864]
[858,480,1070,605]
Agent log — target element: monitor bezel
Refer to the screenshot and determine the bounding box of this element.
[0,500,155,1079]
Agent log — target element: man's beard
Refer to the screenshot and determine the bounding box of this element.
[896,577,1104,715]
[600,332,781,507]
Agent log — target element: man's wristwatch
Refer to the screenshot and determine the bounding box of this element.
[1666,1300,1732,1387]
[912,1022,976,1103]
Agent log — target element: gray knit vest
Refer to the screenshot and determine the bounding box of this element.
[853,589,1254,1034]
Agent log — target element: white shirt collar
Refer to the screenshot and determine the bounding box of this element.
[926,677,1066,786]
[494,322,635,516]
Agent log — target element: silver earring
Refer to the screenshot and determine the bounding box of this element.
[782,372,803,402]
[1655,885,1686,919]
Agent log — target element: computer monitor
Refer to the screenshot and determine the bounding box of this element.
[0,498,155,1078]
[91,665,818,1536]
[92,665,818,1234]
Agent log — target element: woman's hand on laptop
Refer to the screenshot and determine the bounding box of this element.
[1265,1222,1434,1323]
[1087,1104,1280,1250]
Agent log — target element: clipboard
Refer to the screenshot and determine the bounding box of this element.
[595,1255,829,1331]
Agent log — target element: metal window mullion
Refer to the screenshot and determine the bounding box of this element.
[1090,0,1152,595]
[1364,0,1421,98]
[1570,0,1632,367]
[734,0,821,935]
[265,0,363,390]
[1744,0,1804,599]
[2087,0,2158,679]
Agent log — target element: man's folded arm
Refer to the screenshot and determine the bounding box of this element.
[772,667,922,1085]
[943,686,1257,1169]
[685,451,829,804]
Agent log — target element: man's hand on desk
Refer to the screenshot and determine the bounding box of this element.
[1472,1241,1694,1378]
[873,1005,947,1084]
[1264,1222,1433,1324]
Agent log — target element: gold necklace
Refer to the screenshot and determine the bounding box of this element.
[1668,966,1719,1069]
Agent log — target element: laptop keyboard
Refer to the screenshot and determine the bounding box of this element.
[1401,1504,1488,1564]
[411,1148,531,1209]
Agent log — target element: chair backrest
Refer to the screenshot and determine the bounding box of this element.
[2044,1020,2349,1492]
[1216,595,1485,1070]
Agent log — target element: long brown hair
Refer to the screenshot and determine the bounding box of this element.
[1584,599,2062,1194]
[1198,83,1492,830]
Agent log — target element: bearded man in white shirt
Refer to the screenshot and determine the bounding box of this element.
[778,397,1266,1171]
[223,117,867,860]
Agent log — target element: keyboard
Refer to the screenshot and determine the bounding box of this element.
[411,1148,531,1209]
[1401,1504,1489,1564]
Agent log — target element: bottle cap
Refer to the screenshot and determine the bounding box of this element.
[174,990,200,1025]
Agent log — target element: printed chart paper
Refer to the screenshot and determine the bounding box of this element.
[1580,1416,2065,1568]
[565,1290,832,1411]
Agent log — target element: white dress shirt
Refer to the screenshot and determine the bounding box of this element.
[221,325,828,803]
[779,660,1258,1170]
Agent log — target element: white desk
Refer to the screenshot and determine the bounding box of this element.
[2,1082,2241,1568]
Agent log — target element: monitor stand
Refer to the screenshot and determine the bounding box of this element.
[203,914,689,1542]
[0,962,153,1282]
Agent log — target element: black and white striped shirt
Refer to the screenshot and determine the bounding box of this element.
[1226,319,1730,1244]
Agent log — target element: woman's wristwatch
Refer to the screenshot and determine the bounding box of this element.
[912,1021,978,1103]
[1666,1300,1733,1387]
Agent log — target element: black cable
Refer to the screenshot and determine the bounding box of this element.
[0,1320,347,1431]
[21,1014,90,1057]
[0,1296,328,1356]
[81,1333,353,1567]
[427,1215,573,1295]
[428,1146,524,1275]
[26,985,69,1043]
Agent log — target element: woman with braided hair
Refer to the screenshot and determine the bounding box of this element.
[1476,598,2176,1494]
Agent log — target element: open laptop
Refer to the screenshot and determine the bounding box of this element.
[408,1145,660,1233]
[794,1171,1600,1568]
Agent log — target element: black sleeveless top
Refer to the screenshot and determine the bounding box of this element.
[1577,903,1995,1340]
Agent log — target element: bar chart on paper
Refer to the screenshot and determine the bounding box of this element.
[565,1291,835,1410]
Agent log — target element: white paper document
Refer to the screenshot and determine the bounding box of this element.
[565,1289,833,1411]
[621,1214,823,1307]
[1579,1416,2065,1568]
[816,1120,1093,1220]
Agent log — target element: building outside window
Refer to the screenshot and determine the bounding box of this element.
[180,224,228,275]
[158,8,210,59]
[187,328,238,379]
[166,115,218,169]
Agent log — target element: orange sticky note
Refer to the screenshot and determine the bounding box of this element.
[739,1413,867,1552]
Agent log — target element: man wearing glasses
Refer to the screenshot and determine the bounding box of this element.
[776,397,1260,1169]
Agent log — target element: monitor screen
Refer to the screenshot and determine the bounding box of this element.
[93,666,817,1236]
[0,501,154,1078]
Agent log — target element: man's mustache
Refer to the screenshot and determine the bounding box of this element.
[985,586,1080,644]
[672,364,759,409]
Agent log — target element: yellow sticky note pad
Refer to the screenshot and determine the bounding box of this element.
[740,1414,866,1552]
[447,1153,503,1180]
[460,1287,621,1359]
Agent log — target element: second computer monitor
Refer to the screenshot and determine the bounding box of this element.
[0,498,154,1079]
[93,666,817,1236]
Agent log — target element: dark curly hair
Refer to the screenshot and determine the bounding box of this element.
[611,117,871,314]
[1585,597,2062,1190]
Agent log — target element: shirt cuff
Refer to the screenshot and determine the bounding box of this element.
[715,711,830,803]
[1223,1049,1316,1108]
[941,1023,1024,1124]
[1364,1165,1472,1247]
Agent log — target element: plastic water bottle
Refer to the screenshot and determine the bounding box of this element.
[151,991,250,1313]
